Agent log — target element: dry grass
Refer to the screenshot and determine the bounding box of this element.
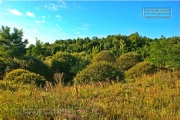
[0,71,180,119]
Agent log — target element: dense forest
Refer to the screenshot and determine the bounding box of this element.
[0,25,180,84]
[0,26,180,119]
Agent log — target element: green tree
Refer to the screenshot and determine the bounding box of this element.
[32,38,43,58]
[0,26,28,58]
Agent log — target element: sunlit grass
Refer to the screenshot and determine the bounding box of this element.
[0,71,180,119]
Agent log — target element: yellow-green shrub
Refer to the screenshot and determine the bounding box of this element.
[125,61,157,78]
[93,50,116,63]
[116,52,142,71]
[74,61,124,84]
[4,69,46,87]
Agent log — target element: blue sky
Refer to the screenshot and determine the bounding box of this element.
[0,0,179,45]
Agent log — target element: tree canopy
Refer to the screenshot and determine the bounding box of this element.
[0,26,28,58]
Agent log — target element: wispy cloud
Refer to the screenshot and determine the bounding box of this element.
[55,15,61,21]
[76,32,80,34]
[128,28,136,33]
[56,24,61,31]
[83,23,90,27]
[26,12,35,17]
[44,1,68,11]
[55,15,61,18]
[76,23,90,31]
[41,20,45,23]
[82,27,89,31]
[42,16,46,19]
[8,9,22,16]
[32,29,39,33]
[35,20,46,24]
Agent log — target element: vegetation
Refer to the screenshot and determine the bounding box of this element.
[3,69,46,90]
[116,52,142,71]
[74,61,124,84]
[0,71,180,119]
[50,52,78,83]
[125,61,157,79]
[0,25,180,119]
[93,50,116,63]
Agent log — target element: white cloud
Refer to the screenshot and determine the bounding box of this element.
[26,12,35,17]
[8,9,22,16]
[42,16,46,19]
[128,28,136,33]
[41,20,45,23]
[56,24,61,31]
[35,20,46,24]
[36,7,40,10]
[44,1,68,11]
[0,0,2,3]
[76,32,80,34]
[55,15,62,21]
[35,20,41,24]
[33,29,39,33]
[55,15,61,18]
[83,23,90,27]
[82,27,89,31]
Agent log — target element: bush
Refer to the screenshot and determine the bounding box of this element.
[71,52,90,75]
[93,50,116,62]
[16,56,53,82]
[125,61,157,78]
[51,52,78,83]
[3,69,46,87]
[74,61,124,84]
[116,52,142,71]
[93,50,116,63]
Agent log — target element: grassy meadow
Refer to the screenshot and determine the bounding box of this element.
[0,71,180,120]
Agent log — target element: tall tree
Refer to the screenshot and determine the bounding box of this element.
[0,26,28,58]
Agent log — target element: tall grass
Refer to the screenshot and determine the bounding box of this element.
[0,71,180,119]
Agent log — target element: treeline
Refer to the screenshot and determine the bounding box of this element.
[27,32,151,59]
[0,25,180,88]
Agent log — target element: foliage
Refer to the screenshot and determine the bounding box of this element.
[0,71,180,119]
[93,50,116,63]
[71,52,90,75]
[16,56,53,82]
[147,37,180,70]
[26,38,44,59]
[3,69,46,87]
[51,52,78,83]
[0,26,28,58]
[116,52,142,71]
[74,61,124,84]
[0,58,7,79]
[125,61,157,78]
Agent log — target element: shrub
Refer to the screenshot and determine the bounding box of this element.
[125,61,157,78]
[93,50,116,63]
[51,52,78,83]
[71,52,90,75]
[116,52,142,71]
[3,69,46,87]
[16,56,53,82]
[74,61,124,84]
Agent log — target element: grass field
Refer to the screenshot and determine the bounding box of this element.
[0,71,180,120]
